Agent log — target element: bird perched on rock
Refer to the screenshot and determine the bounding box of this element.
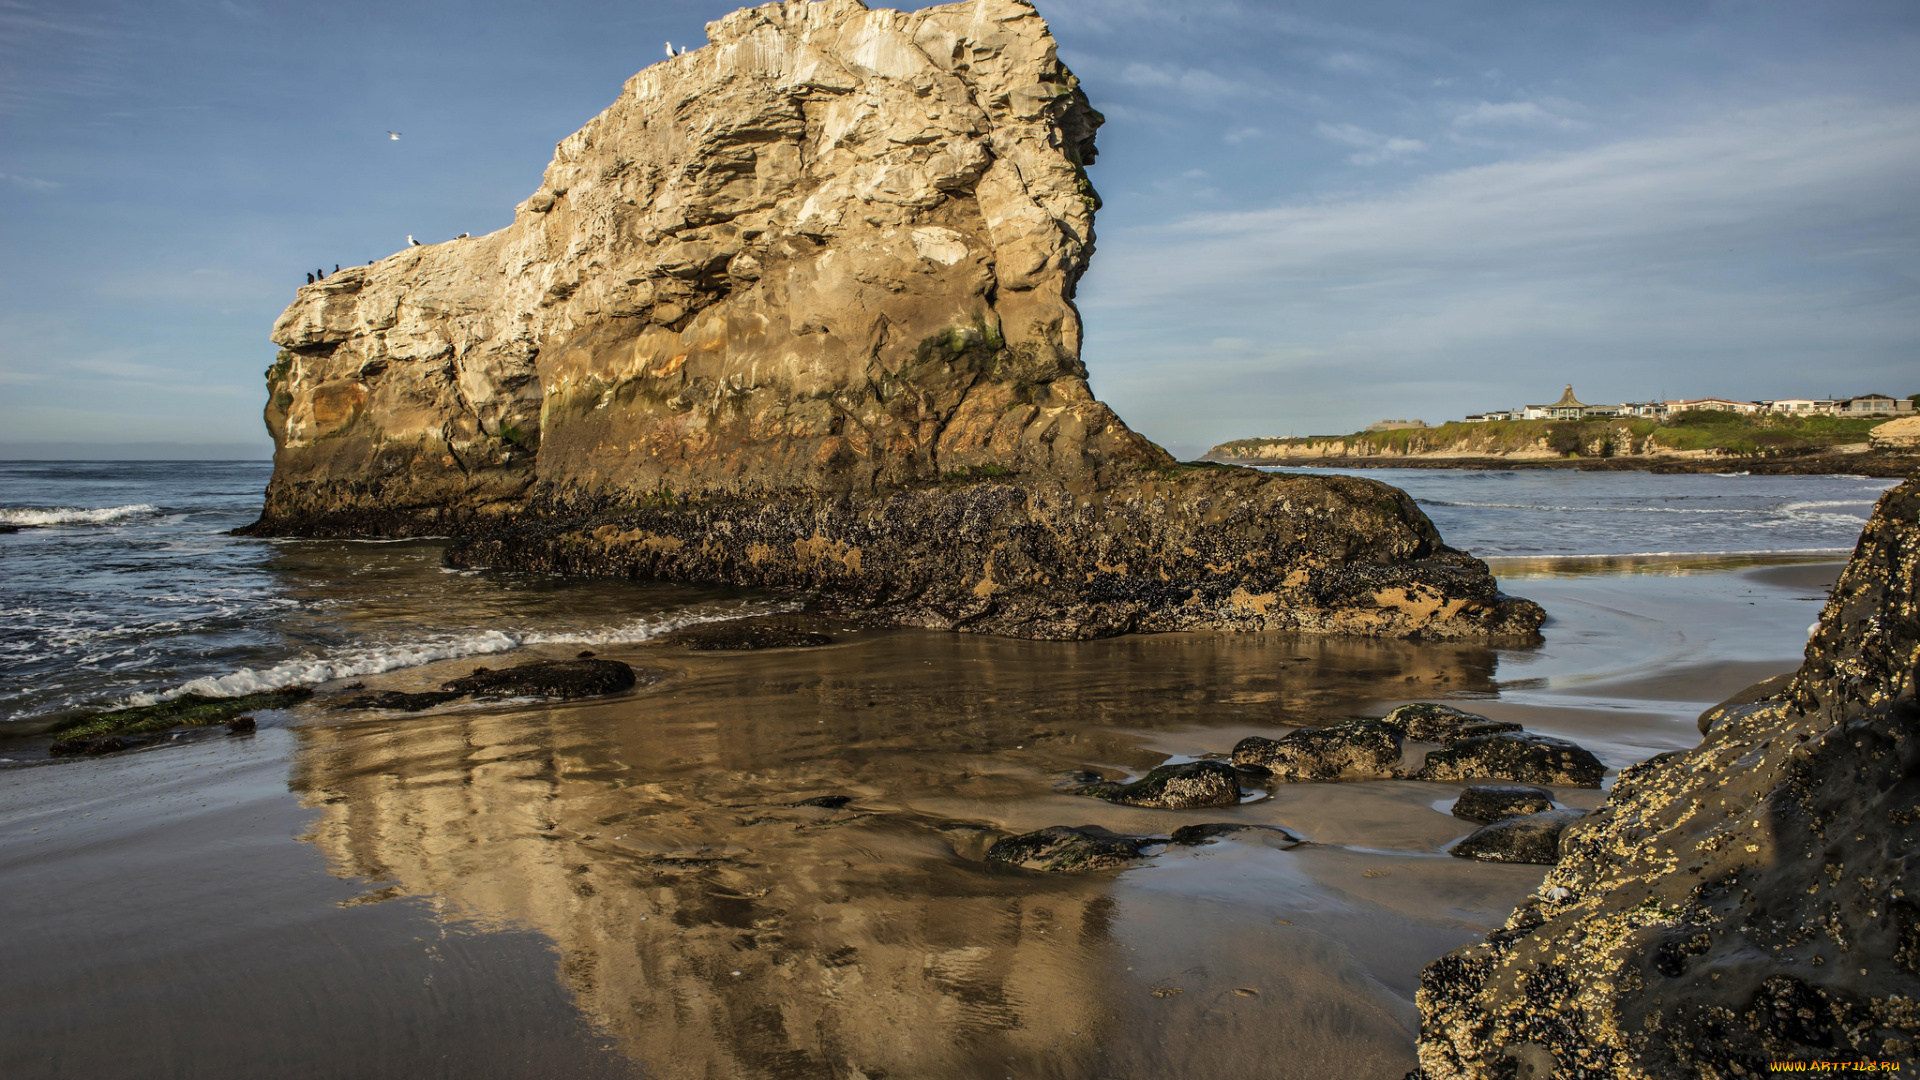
[387,131,401,140]
[456,232,469,239]
[333,263,340,273]
[407,235,421,246]
[664,41,674,58]
[306,272,314,284]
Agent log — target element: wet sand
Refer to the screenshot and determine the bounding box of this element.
[0,557,1844,1079]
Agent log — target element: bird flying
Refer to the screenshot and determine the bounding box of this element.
[387,131,401,140]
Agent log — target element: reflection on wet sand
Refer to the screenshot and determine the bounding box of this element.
[291,629,1549,1079]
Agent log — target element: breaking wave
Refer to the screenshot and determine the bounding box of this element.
[1,503,157,527]
[125,600,801,705]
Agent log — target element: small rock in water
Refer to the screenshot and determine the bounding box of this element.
[1167,822,1307,847]
[576,650,595,658]
[794,795,851,809]
[336,690,463,712]
[441,658,638,699]
[1232,720,1402,782]
[1074,760,1241,809]
[985,826,1145,872]
[661,620,831,651]
[225,715,256,735]
[1416,732,1606,787]
[1450,808,1587,864]
[1380,703,1516,742]
[1451,784,1554,823]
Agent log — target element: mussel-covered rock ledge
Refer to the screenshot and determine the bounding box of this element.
[238,0,1539,642]
[1410,477,1920,1078]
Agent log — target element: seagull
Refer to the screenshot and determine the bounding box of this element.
[387,131,401,140]
[457,232,469,239]
[408,235,421,246]
[664,41,674,59]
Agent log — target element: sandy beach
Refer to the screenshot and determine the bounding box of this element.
[0,554,1841,1079]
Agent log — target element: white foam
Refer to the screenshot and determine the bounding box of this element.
[124,600,802,706]
[1,503,156,527]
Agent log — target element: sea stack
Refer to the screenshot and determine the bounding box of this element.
[244,0,1542,641]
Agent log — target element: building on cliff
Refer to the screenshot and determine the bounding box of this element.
[1521,385,1591,421]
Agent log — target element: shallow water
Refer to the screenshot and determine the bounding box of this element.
[0,461,1881,1077]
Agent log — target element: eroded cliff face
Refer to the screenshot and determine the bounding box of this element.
[249,0,1541,642]
[1412,478,1920,1077]
[261,0,1151,524]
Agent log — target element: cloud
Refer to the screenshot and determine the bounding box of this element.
[1118,61,1256,102]
[1223,125,1263,144]
[1313,121,1427,165]
[1128,101,1919,291]
[1453,99,1585,130]
[0,171,57,190]
[1319,51,1377,75]
[1080,100,1920,440]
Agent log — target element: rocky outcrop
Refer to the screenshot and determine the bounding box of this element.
[242,0,1539,643]
[1232,720,1404,782]
[1450,785,1554,824]
[1872,416,1920,450]
[983,826,1144,872]
[1414,731,1606,787]
[1073,760,1242,810]
[1411,478,1920,1077]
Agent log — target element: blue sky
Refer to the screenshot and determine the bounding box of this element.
[1,0,1915,459]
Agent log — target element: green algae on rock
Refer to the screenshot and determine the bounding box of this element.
[1410,477,1920,1078]
[238,0,1540,644]
[47,688,313,753]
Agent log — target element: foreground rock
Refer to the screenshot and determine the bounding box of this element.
[661,619,832,651]
[238,0,1540,645]
[1232,720,1403,781]
[1168,822,1307,847]
[1381,702,1519,742]
[1412,478,1920,1076]
[984,826,1144,872]
[1074,760,1241,809]
[1415,731,1605,788]
[336,690,463,712]
[1450,785,1554,824]
[441,658,638,699]
[1449,808,1584,865]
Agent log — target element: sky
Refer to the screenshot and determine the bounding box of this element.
[0,0,1915,460]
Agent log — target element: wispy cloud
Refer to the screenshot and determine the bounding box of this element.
[1313,121,1427,165]
[1452,99,1585,131]
[0,171,58,190]
[1084,100,1920,437]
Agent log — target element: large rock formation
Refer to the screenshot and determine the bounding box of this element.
[1411,478,1920,1077]
[245,0,1540,641]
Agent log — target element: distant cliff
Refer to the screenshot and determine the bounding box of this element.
[1210,415,1919,475]
[243,0,1540,642]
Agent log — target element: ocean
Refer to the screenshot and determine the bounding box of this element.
[0,458,1902,1077]
[0,461,1893,729]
